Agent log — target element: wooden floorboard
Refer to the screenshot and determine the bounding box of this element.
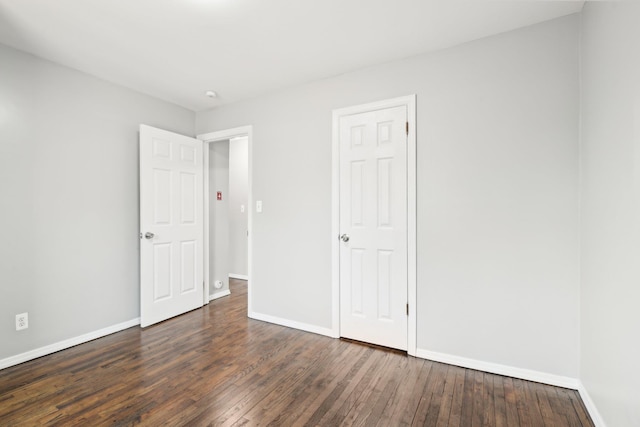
[0,279,595,426]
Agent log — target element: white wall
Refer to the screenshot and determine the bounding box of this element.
[228,137,248,277]
[209,140,230,296]
[580,3,640,426]
[0,43,194,361]
[196,15,581,378]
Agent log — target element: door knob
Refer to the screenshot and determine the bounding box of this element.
[144,232,155,239]
[340,234,350,242]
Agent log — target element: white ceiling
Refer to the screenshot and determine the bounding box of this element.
[0,0,584,112]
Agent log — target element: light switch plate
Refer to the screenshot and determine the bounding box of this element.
[256,200,263,213]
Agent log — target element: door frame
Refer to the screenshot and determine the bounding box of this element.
[331,95,416,356]
[198,126,253,313]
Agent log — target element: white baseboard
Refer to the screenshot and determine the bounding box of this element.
[0,318,140,371]
[209,289,231,301]
[248,311,338,338]
[577,382,607,427]
[229,274,248,280]
[415,348,580,390]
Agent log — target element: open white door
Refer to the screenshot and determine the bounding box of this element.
[339,105,408,350]
[139,125,204,328]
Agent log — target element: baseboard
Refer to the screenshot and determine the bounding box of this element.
[248,311,338,338]
[229,274,248,280]
[577,382,607,427]
[209,289,231,301]
[416,349,580,390]
[0,318,140,371]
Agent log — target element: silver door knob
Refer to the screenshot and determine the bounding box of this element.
[144,232,155,239]
[340,234,350,242]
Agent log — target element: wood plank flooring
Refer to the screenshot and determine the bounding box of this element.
[0,279,594,426]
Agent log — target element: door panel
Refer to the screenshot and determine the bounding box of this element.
[339,106,408,350]
[140,125,204,327]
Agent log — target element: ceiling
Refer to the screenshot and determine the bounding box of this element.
[0,0,584,112]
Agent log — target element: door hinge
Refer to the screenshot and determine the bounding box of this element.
[406,303,409,316]
[406,121,409,136]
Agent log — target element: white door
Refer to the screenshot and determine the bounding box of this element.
[139,125,204,328]
[339,106,408,350]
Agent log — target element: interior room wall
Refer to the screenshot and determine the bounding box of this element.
[580,3,640,426]
[0,43,195,362]
[228,136,249,277]
[209,140,231,297]
[196,15,581,378]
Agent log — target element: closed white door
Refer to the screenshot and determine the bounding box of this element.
[139,125,204,328]
[339,106,408,350]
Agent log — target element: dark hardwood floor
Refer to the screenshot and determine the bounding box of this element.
[1,279,594,426]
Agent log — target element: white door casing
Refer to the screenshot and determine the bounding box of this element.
[338,104,409,351]
[140,125,204,328]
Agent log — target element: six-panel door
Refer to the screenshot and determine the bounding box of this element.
[140,125,204,328]
[339,106,408,350]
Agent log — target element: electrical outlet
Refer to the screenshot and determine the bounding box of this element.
[16,312,28,331]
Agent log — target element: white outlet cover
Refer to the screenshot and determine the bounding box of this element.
[16,312,28,331]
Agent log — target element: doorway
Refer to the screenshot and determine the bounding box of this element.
[331,96,416,355]
[199,126,253,312]
[207,137,249,300]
